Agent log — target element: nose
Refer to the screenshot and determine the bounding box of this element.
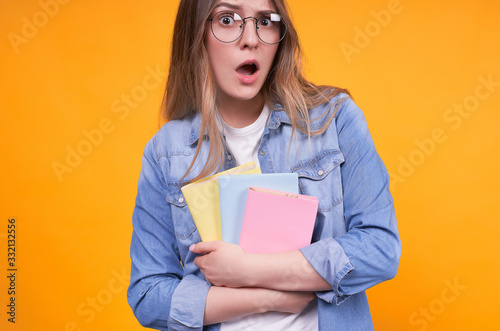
[239,18,259,49]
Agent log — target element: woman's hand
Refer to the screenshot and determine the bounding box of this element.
[191,241,250,287]
[191,241,333,292]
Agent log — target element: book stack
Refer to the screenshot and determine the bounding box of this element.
[181,162,318,253]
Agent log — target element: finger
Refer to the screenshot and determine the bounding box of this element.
[193,255,201,268]
[189,241,220,254]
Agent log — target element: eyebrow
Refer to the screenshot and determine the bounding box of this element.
[213,2,275,15]
[214,2,241,10]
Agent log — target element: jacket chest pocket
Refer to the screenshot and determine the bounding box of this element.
[291,149,344,212]
[165,184,198,241]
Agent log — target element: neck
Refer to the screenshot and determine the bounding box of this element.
[216,93,265,129]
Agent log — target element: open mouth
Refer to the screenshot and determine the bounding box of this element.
[236,62,258,76]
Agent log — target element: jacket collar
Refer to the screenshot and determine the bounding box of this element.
[267,103,292,129]
[268,103,331,132]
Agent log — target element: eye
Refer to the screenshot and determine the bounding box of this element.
[259,14,280,28]
[220,15,234,25]
[260,18,270,27]
[215,12,241,26]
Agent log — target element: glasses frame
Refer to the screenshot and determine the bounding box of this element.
[207,11,287,45]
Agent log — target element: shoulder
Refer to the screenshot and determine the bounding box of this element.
[144,114,201,161]
[308,92,364,131]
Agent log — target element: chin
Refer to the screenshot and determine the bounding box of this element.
[229,87,264,102]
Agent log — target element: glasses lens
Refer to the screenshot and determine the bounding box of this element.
[210,11,286,44]
[211,11,244,43]
[257,13,286,44]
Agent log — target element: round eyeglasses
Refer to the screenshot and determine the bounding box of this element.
[207,11,287,45]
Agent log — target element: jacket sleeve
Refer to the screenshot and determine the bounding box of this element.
[127,138,210,330]
[300,97,402,305]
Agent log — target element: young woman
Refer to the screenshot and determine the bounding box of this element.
[127,0,401,330]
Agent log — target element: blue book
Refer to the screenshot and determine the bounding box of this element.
[218,173,299,244]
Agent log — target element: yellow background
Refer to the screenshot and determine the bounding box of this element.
[1,0,499,330]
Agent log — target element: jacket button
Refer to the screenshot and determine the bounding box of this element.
[318,169,324,176]
[178,197,185,203]
[227,155,233,161]
[259,150,265,156]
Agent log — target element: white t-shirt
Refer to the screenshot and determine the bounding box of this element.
[217,103,319,331]
[217,103,271,168]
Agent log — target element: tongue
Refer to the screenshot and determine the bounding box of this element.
[236,64,255,76]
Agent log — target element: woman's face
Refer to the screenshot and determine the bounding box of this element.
[205,0,280,107]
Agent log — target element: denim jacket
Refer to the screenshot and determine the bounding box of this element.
[127,94,402,331]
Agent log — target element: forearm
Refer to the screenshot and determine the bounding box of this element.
[204,285,316,325]
[243,249,332,292]
[204,286,270,325]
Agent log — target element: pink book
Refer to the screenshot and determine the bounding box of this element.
[239,187,318,254]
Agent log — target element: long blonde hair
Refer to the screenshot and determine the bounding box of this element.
[160,0,350,183]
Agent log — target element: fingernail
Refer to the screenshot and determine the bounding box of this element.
[189,244,195,251]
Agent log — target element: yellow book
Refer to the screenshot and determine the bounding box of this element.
[181,162,261,241]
